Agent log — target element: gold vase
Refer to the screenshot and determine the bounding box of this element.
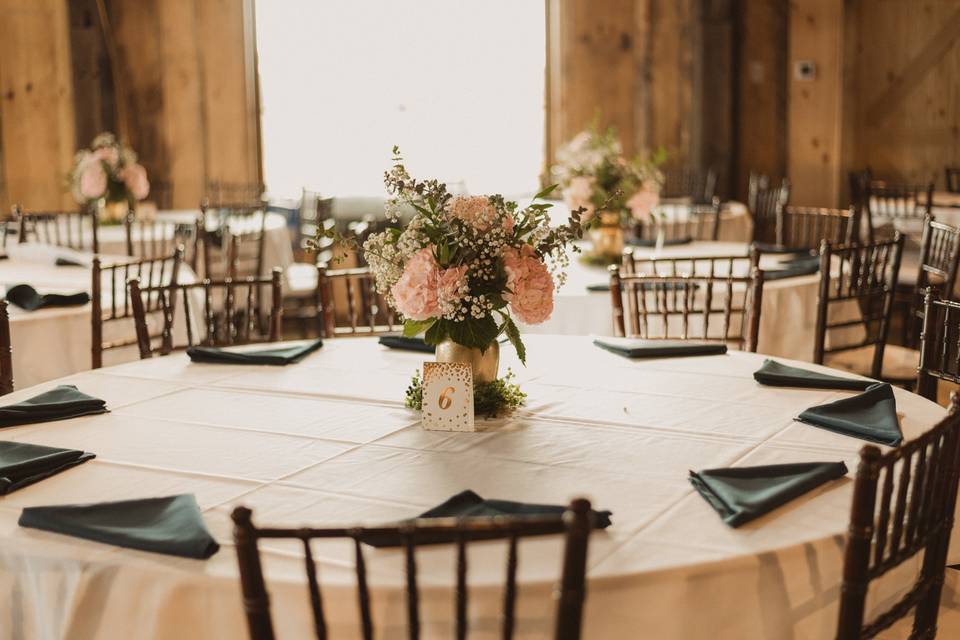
[99,199,130,224]
[589,211,625,259]
[435,338,500,384]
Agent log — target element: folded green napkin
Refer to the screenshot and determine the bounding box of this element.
[751,243,808,255]
[586,281,700,293]
[186,338,323,365]
[594,336,727,358]
[754,359,875,391]
[5,284,90,311]
[0,441,95,495]
[797,383,903,446]
[762,255,820,281]
[690,462,848,527]
[18,494,220,559]
[0,385,108,428]
[628,236,694,247]
[378,335,436,353]
[55,257,86,267]
[365,490,612,548]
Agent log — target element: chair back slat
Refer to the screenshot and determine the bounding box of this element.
[231,501,593,640]
[633,198,723,243]
[660,167,717,204]
[0,300,12,395]
[837,399,960,638]
[11,205,100,253]
[747,174,790,245]
[771,206,854,251]
[315,264,402,338]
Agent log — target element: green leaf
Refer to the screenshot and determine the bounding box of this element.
[502,316,526,365]
[447,316,499,351]
[532,183,559,201]
[424,319,448,345]
[403,318,435,337]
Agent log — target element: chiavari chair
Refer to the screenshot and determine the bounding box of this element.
[835,394,960,639]
[916,292,960,402]
[316,264,401,338]
[864,181,934,244]
[633,198,723,242]
[231,498,594,640]
[204,181,265,208]
[900,217,960,347]
[754,206,856,256]
[91,248,183,368]
[621,248,760,281]
[9,204,99,253]
[608,263,765,352]
[661,167,717,204]
[123,211,199,262]
[199,201,269,282]
[813,235,911,382]
[0,300,12,395]
[297,190,335,263]
[747,174,790,246]
[129,268,282,358]
[947,167,960,194]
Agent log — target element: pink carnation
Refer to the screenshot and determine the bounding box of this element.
[627,188,659,221]
[122,163,150,200]
[437,264,468,309]
[563,175,596,221]
[391,247,441,320]
[502,245,554,325]
[78,160,107,200]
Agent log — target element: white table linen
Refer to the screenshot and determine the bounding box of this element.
[0,336,955,639]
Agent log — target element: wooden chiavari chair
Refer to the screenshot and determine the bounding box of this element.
[10,204,99,253]
[231,498,594,640]
[633,198,723,242]
[661,167,717,204]
[864,182,934,244]
[835,395,960,639]
[123,211,199,262]
[916,291,960,402]
[900,217,960,347]
[621,249,759,281]
[773,206,855,253]
[608,263,765,352]
[947,167,960,194]
[315,264,401,338]
[814,235,910,382]
[296,190,335,263]
[0,300,12,395]
[129,269,282,358]
[91,248,183,368]
[204,181,265,207]
[199,201,268,281]
[747,174,790,246]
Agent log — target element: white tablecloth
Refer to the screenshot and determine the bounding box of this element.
[0,336,955,639]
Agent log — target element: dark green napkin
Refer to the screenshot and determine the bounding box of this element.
[751,243,808,255]
[762,255,820,281]
[586,281,700,293]
[0,441,95,495]
[797,383,903,446]
[55,257,86,267]
[754,359,875,391]
[0,385,108,428]
[594,336,727,358]
[628,236,694,248]
[186,338,323,365]
[365,490,612,548]
[18,494,220,559]
[690,461,848,527]
[5,284,90,311]
[378,335,435,353]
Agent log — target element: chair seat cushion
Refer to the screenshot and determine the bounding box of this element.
[826,344,920,382]
[284,263,318,297]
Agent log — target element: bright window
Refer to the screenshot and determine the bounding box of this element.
[255,1,546,199]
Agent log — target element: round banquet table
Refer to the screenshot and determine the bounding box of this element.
[0,336,957,639]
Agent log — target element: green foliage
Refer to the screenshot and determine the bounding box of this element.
[404,369,527,418]
[501,315,526,365]
[447,316,500,351]
[403,319,436,337]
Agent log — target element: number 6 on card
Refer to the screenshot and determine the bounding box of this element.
[422,362,475,432]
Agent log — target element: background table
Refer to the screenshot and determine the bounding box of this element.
[0,336,955,638]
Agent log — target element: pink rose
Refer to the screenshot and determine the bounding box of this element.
[78,161,107,200]
[391,247,441,320]
[563,176,596,221]
[627,188,659,221]
[121,163,150,200]
[502,245,554,325]
[93,145,119,168]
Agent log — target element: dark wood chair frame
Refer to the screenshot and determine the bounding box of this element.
[660,166,717,204]
[917,291,960,402]
[774,205,856,252]
[946,167,960,194]
[316,264,402,338]
[901,217,960,348]
[123,209,199,263]
[747,174,791,246]
[608,263,765,352]
[231,498,594,640]
[863,182,935,244]
[0,300,12,395]
[633,197,723,242]
[813,235,905,380]
[129,268,282,358]
[199,202,269,283]
[620,248,760,281]
[91,248,184,368]
[836,395,960,639]
[7,204,99,253]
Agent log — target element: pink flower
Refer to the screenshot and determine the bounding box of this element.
[93,145,119,168]
[502,245,554,325]
[447,196,498,231]
[121,163,150,200]
[563,176,596,221]
[437,264,468,309]
[78,160,107,200]
[391,247,441,320]
[503,213,515,235]
[627,188,659,221]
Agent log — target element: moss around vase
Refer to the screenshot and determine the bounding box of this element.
[589,211,625,259]
[435,338,500,384]
[99,199,130,224]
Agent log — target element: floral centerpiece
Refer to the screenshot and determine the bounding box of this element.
[69,132,150,223]
[552,125,665,262]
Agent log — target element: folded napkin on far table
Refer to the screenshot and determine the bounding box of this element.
[0,441,95,495]
[55,256,86,267]
[18,494,220,559]
[690,461,848,527]
[797,383,902,446]
[365,489,613,548]
[586,281,701,293]
[5,284,90,311]
[751,243,812,255]
[186,338,323,365]
[754,359,875,391]
[762,255,821,281]
[0,385,108,428]
[628,236,694,248]
[378,335,436,353]
[594,336,727,358]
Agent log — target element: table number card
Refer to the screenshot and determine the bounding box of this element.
[421,362,475,432]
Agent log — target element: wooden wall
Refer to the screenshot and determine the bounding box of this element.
[0,0,77,212]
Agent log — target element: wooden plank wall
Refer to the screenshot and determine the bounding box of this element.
[0,0,77,212]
